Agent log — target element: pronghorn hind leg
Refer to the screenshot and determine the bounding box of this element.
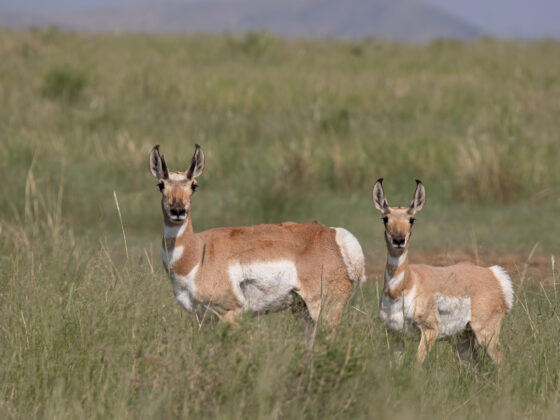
[321,302,344,329]
[297,278,352,334]
[471,320,504,364]
[296,289,328,325]
[293,295,322,349]
[301,296,322,324]
[321,290,353,329]
[291,293,315,337]
[416,326,438,365]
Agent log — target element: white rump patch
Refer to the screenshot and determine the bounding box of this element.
[162,245,184,270]
[379,285,417,335]
[333,227,366,286]
[489,265,514,312]
[228,260,300,313]
[434,294,471,337]
[172,263,199,312]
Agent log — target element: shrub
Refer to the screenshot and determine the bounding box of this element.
[41,65,87,101]
[225,30,270,59]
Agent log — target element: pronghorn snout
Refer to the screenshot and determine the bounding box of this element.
[169,203,186,221]
[392,235,406,247]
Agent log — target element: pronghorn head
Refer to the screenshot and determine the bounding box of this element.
[149,144,205,224]
[372,178,425,253]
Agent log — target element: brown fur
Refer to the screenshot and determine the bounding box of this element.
[151,145,365,326]
[165,217,355,325]
[373,179,512,364]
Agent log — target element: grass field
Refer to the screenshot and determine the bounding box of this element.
[1,29,559,419]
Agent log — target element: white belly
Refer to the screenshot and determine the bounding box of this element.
[434,294,471,337]
[379,286,417,335]
[228,260,300,313]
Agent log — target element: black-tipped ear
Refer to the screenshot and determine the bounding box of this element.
[149,145,169,180]
[185,144,205,180]
[372,178,388,212]
[410,179,426,213]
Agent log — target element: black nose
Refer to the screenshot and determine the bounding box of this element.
[170,206,186,218]
[392,236,405,247]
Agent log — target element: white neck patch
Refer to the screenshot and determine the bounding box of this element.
[385,269,405,292]
[164,220,188,239]
[173,263,200,312]
[162,245,184,270]
[387,251,407,267]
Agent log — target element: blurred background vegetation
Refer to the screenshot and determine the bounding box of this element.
[0,29,559,419]
[1,29,559,255]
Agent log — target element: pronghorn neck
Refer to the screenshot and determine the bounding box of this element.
[384,246,411,298]
[162,209,202,275]
[164,220,189,240]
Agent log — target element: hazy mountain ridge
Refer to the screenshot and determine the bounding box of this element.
[0,0,483,41]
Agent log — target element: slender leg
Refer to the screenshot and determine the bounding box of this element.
[291,294,315,338]
[386,329,407,364]
[304,299,322,324]
[416,326,438,364]
[221,308,242,323]
[321,293,352,328]
[472,323,503,364]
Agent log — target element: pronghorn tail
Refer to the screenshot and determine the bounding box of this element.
[489,265,514,313]
[333,228,367,288]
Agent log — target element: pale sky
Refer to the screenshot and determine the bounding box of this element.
[425,0,560,39]
[1,0,559,39]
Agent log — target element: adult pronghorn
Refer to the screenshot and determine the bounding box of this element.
[149,144,366,326]
[372,179,513,364]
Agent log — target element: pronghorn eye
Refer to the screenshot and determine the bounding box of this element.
[191,183,198,192]
[410,218,415,225]
[157,182,164,192]
[382,217,388,224]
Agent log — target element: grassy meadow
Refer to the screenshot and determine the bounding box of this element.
[1,29,560,418]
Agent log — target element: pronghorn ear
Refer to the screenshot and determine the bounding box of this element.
[372,178,388,212]
[410,179,426,213]
[185,144,205,179]
[149,145,169,180]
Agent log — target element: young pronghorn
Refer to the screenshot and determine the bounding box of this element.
[149,144,366,326]
[372,179,513,364]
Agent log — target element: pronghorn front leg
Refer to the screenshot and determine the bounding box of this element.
[416,326,438,364]
[220,308,243,324]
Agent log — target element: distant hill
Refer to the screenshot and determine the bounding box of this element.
[0,9,52,28]
[0,0,483,41]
